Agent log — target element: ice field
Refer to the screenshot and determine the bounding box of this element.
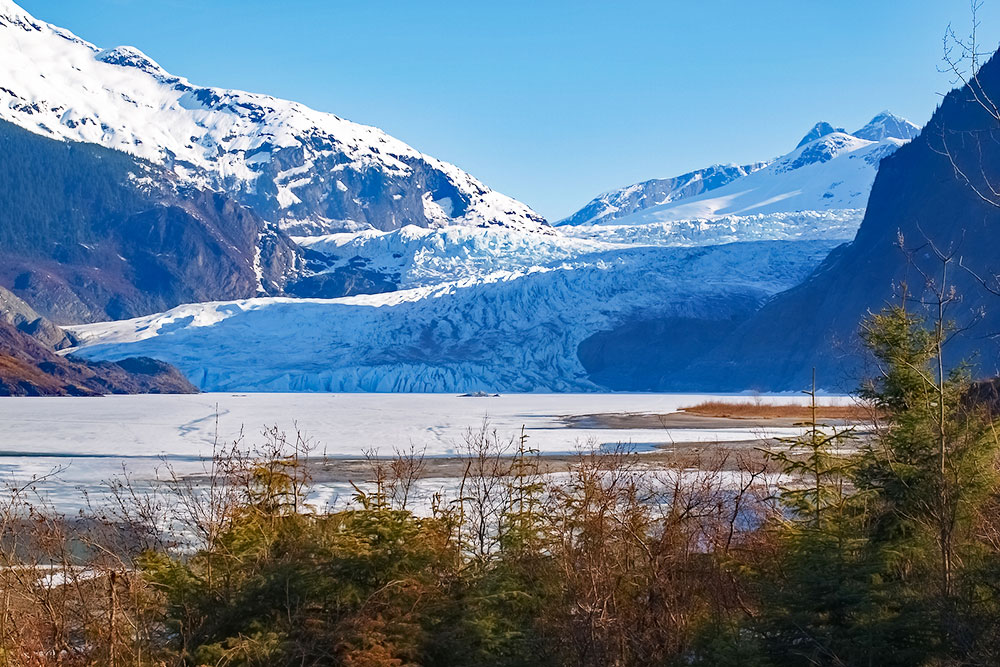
[0,392,848,511]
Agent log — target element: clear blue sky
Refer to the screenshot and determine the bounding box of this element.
[17,0,1000,220]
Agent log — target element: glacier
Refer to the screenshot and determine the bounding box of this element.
[63,113,916,391]
[67,235,842,392]
[64,112,918,392]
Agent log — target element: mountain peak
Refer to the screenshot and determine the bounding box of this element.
[794,112,921,149]
[96,46,170,79]
[796,121,846,149]
[852,110,920,142]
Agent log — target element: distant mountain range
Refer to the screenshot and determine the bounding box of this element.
[557,112,919,228]
[9,0,987,395]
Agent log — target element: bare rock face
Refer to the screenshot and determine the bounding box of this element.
[0,286,76,349]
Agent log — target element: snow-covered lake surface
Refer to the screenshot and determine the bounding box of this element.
[0,392,849,512]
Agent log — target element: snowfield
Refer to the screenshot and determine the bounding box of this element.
[557,114,918,228]
[555,162,770,226]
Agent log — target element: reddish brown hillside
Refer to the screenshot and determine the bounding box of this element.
[0,319,196,396]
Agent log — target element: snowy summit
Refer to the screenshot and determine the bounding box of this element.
[0,0,547,235]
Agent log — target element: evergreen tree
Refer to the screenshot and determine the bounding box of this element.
[852,305,1000,661]
[756,371,864,665]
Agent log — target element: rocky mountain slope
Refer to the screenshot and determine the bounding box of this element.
[0,285,76,349]
[0,318,196,396]
[0,119,302,323]
[0,0,545,236]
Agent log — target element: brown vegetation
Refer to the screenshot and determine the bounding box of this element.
[0,425,779,666]
[681,400,871,421]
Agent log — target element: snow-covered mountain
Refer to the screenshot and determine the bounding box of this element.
[559,111,919,228]
[64,110,918,392]
[556,162,769,226]
[0,0,546,236]
[2,0,926,392]
[631,133,896,222]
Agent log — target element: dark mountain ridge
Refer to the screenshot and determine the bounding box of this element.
[666,52,1000,391]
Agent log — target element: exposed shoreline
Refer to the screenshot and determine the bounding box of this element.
[560,410,857,430]
[302,440,787,483]
[294,410,867,483]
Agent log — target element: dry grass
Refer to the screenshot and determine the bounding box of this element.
[681,400,870,421]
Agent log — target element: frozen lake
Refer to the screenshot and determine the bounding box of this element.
[0,392,846,511]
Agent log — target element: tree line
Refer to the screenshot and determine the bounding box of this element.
[2,291,1000,666]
